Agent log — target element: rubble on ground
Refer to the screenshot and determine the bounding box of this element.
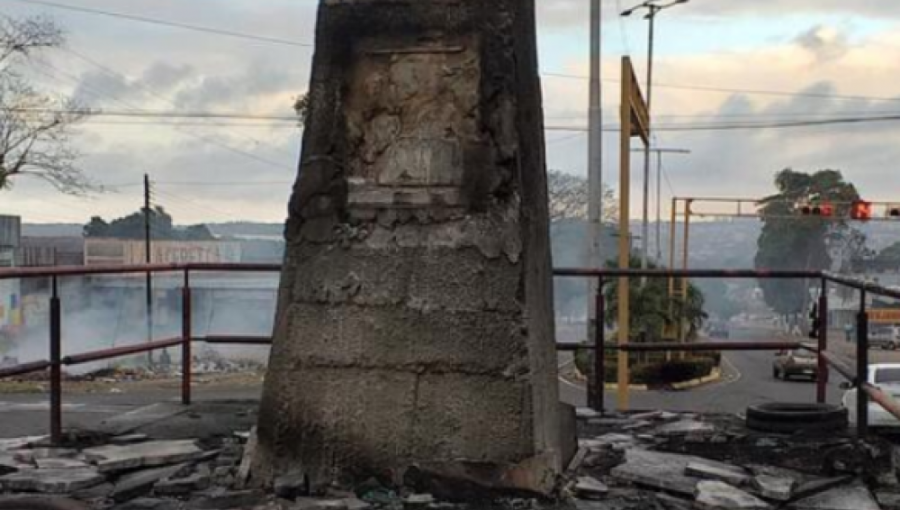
[565,409,897,509]
[1,408,898,509]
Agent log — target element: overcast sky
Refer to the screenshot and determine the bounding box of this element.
[2,0,900,225]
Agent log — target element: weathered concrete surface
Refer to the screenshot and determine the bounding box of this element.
[83,440,204,473]
[0,468,104,493]
[253,0,560,493]
[695,481,770,510]
[611,449,747,497]
[791,480,881,510]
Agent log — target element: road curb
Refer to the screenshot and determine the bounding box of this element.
[670,368,722,390]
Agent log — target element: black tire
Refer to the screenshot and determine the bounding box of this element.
[746,403,848,433]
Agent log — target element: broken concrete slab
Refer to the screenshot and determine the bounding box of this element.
[112,497,181,510]
[30,448,79,459]
[877,491,900,510]
[611,449,742,496]
[791,480,880,510]
[153,473,211,496]
[83,440,204,473]
[695,481,770,509]
[234,426,256,489]
[573,476,609,499]
[0,467,105,493]
[753,474,795,502]
[656,420,716,437]
[685,462,751,487]
[187,488,266,510]
[34,458,91,470]
[111,463,188,502]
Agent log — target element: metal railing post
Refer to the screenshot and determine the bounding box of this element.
[857,289,869,437]
[49,276,62,444]
[817,281,828,404]
[181,270,192,406]
[589,277,605,413]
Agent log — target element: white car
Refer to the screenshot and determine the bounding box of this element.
[842,363,900,427]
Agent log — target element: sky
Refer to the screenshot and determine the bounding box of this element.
[2,0,900,225]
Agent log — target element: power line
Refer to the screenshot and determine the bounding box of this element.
[17,105,900,133]
[33,55,295,172]
[541,71,900,104]
[10,0,313,48]
[64,47,300,161]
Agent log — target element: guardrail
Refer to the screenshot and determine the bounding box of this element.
[0,263,898,443]
[555,267,900,438]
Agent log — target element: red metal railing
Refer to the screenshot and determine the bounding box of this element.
[0,263,898,443]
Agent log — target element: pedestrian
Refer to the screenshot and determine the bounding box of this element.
[845,323,853,343]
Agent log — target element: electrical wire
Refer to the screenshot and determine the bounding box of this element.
[541,71,900,104]
[9,0,313,48]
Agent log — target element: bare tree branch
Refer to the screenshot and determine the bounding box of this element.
[0,15,63,69]
[0,15,93,195]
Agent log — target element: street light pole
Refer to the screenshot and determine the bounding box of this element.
[622,0,688,274]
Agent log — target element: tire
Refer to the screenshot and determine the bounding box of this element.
[746,403,848,433]
[773,367,779,379]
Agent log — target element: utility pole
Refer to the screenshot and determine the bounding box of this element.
[144,174,154,366]
[586,0,604,366]
[622,0,689,274]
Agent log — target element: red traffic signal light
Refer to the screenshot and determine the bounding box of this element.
[800,202,834,217]
[851,200,873,221]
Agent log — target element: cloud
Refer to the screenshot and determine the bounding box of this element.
[795,25,850,62]
[173,63,300,112]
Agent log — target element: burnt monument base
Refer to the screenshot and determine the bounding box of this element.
[252,0,564,494]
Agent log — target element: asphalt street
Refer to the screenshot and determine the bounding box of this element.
[559,325,845,414]
[0,325,851,438]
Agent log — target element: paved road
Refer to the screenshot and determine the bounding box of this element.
[560,326,845,414]
[0,326,851,438]
[0,388,262,439]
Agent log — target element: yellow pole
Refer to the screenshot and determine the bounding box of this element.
[617,59,633,411]
[679,199,692,344]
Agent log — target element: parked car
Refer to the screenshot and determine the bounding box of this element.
[773,349,818,381]
[842,363,900,428]
[869,326,900,351]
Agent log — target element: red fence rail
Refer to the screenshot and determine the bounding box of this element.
[0,263,897,443]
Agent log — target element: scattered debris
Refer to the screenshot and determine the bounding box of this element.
[694,481,770,509]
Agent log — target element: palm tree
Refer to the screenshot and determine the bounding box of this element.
[603,256,707,341]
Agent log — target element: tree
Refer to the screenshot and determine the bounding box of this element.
[0,15,92,194]
[84,207,215,241]
[603,256,707,341]
[755,169,863,318]
[293,93,309,127]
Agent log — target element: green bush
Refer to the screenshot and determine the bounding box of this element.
[574,347,717,386]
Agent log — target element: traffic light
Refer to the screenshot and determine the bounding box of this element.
[800,202,834,217]
[850,200,873,221]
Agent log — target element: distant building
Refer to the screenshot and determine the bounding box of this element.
[0,216,23,335]
[84,239,242,266]
[0,216,20,268]
[17,236,85,267]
